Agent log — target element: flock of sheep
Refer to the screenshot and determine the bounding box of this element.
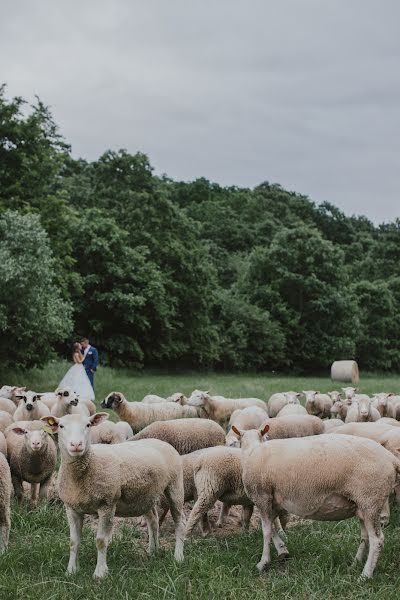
[0,384,400,581]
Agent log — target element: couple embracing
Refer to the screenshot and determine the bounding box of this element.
[58,337,99,401]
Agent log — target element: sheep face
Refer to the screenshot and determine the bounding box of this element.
[231,424,269,450]
[284,392,301,405]
[16,391,42,412]
[101,392,124,409]
[355,396,372,419]
[330,400,344,417]
[342,387,357,400]
[328,391,341,402]
[373,393,391,407]
[56,387,79,408]
[12,426,49,453]
[42,413,108,458]
[302,390,318,404]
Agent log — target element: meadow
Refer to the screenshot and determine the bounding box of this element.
[1,362,400,600]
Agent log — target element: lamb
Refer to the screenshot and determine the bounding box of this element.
[130,419,225,455]
[51,388,90,418]
[101,392,199,433]
[0,397,16,417]
[276,403,308,417]
[267,392,300,418]
[0,411,13,433]
[226,407,269,446]
[6,420,57,505]
[323,418,345,432]
[0,432,6,457]
[13,391,48,421]
[42,413,185,579]
[0,452,12,553]
[345,396,380,423]
[303,391,332,419]
[90,421,125,445]
[330,399,350,421]
[187,390,267,424]
[235,424,400,579]
[114,421,133,440]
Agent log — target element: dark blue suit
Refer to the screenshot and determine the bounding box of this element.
[82,346,99,388]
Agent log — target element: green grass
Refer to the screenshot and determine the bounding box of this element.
[1,363,400,599]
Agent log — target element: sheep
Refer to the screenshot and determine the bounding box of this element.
[167,393,188,405]
[276,403,308,417]
[0,397,16,417]
[13,391,48,421]
[345,396,380,423]
[114,421,133,440]
[234,424,400,579]
[51,388,90,418]
[371,393,394,418]
[303,391,332,419]
[333,422,400,457]
[90,421,125,445]
[226,407,269,446]
[0,411,13,433]
[101,392,199,433]
[0,452,12,553]
[6,420,57,506]
[130,419,225,455]
[0,386,26,405]
[387,396,400,420]
[328,391,341,403]
[330,399,350,421]
[323,418,345,432]
[142,393,188,406]
[228,414,324,448]
[342,387,358,401]
[267,392,301,418]
[379,417,400,428]
[42,413,185,579]
[187,390,267,424]
[142,394,168,404]
[0,432,6,457]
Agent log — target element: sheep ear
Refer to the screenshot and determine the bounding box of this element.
[231,425,242,437]
[261,423,270,436]
[296,393,302,397]
[12,427,27,436]
[41,416,59,433]
[90,412,109,427]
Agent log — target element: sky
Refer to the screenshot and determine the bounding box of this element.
[1,0,399,223]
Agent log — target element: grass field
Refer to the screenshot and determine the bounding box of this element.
[1,362,400,600]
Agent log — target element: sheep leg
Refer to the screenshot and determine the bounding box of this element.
[271,523,289,560]
[93,507,115,579]
[200,513,212,536]
[12,476,24,505]
[30,483,39,507]
[158,505,169,527]
[360,516,384,579]
[38,477,51,502]
[0,508,10,554]
[164,484,185,561]
[380,499,390,527]
[242,505,254,531]
[216,503,230,528]
[144,507,159,555]
[186,493,218,537]
[257,506,273,572]
[66,506,83,575]
[353,518,369,566]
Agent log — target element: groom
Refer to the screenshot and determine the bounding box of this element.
[80,337,99,389]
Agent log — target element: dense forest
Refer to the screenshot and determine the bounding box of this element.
[1,86,399,373]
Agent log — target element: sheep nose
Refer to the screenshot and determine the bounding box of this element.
[26,404,33,411]
[31,441,41,450]
[69,441,83,452]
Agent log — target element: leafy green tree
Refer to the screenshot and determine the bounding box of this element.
[0,211,72,368]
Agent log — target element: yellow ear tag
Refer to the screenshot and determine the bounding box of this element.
[43,425,54,435]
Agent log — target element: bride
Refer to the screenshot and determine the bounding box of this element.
[57,342,95,401]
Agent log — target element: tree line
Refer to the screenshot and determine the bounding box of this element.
[1,85,399,373]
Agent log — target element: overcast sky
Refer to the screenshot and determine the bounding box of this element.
[1,0,399,223]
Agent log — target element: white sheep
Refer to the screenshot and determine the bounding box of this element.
[142,394,167,404]
[0,386,26,405]
[13,391,48,421]
[323,418,345,432]
[90,421,125,445]
[387,395,400,420]
[345,396,380,423]
[327,391,341,403]
[131,418,225,455]
[0,397,16,417]
[371,393,393,418]
[114,421,133,440]
[235,424,400,579]
[187,390,267,424]
[42,413,185,579]
[226,406,269,446]
[0,452,12,553]
[276,403,307,417]
[267,392,301,418]
[142,392,188,406]
[101,392,199,433]
[330,398,350,421]
[228,414,324,448]
[0,432,6,457]
[342,387,358,401]
[51,388,90,418]
[6,420,57,505]
[303,391,332,419]
[0,411,13,433]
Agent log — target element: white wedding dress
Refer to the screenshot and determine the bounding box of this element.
[58,363,95,401]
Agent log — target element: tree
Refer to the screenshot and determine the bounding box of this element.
[0,211,72,368]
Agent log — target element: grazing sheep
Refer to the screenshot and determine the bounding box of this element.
[323,418,345,432]
[187,390,267,424]
[6,420,57,505]
[226,407,269,446]
[330,399,350,421]
[130,419,225,455]
[0,411,13,433]
[0,432,6,457]
[235,425,400,579]
[0,397,16,417]
[42,413,185,579]
[345,396,380,423]
[51,388,90,418]
[114,421,133,440]
[303,391,332,419]
[13,391,48,421]
[267,392,300,418]
[0,452,12,553]
[101,392,199,433]
[276,403,308,417]
[90,421,125,445]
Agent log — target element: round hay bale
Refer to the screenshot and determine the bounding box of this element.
[330,360,359,384]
